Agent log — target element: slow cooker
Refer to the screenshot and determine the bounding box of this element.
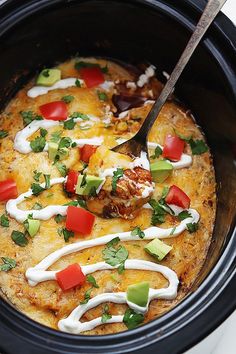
[0,0,235,353]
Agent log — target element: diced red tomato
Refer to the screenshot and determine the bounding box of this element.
[162,135,184,161]
[39,101,68,121]
[165,185,190,209]
[66,206,95,235]
[65,170,79,193]
[0,179,18,202]
[56,263,86,291]
[80,144,97,163]
[80,67,104,88]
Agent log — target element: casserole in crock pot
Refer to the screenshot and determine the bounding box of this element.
[0,57,216,335]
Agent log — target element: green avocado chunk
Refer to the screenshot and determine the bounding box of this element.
[144,238,172,261]
[26,219,40,237]
[76,175,104,196]
[48,142,69,161]
[48,142,59,161]
[150,160,173,183]
[127,281,149,307]
[36,68,61,86]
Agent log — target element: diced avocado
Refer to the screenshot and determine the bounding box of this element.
[48,141,59,161]
[57,147,69,160]
[36,68,61,86]
[144,238,172,261]
[76,174,104,195]
[26,219,40,237]
[150,160,173,183]
[48,142,69,161]
[127,281,149,307]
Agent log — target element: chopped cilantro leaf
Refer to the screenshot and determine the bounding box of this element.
[57,227,74,242]
[54,214,65,223]
[77,198,87,209]
[97,91,108,101]
[87,274,99,288]
[31,183,45,196]
[63,118,76,130]
[61,95,74,104]
[33,170,42,182]
[131,226,145,239]
[178,210,191,221]
[20,111,43,126]
[149,199,166,225]
[40,128,48,137]
[186,222,199,233]
[0,130,8,139]
[174,130,192,142]
[0,214,9,227]
[150,145,162,159]
[75,79,81,87]
[170,226,176,235]
[69,112,90,120]
[55,162,67,177]
[11,230,28,247]
[0,257,16,272]
[101,304,112,323]
[30,136,46,153]
[102,237,128,274]
[80,288,93,304]
[63,200,80,207]
[189,139,208,155]
[123,308,144,329]
[58,137,72,149]
[112,168,124,193]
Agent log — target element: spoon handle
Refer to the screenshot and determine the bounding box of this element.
[135,0,227,142]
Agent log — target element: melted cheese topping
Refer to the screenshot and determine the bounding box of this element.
[0,57,216,336]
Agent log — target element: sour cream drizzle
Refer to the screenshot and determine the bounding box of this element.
[6,151,153,223]
[27,79,115,98]
[14,117,103,154]
[58,260,178,334]
[25,206,198,333]
[6,177,67,223]
[26,207,199,286]
[27,78,85,98]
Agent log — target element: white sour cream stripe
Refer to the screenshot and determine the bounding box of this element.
[27,79,115,98]
[57,260,179,334]
[25,207,199,286]
[6,177,67,223]
[27,78,84,98]
[6,151,152,224]
[14,117,103,154]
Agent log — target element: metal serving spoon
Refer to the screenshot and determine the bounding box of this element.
[112,0,227,157]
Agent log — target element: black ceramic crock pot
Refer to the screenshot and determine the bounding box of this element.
[0,1,235,353]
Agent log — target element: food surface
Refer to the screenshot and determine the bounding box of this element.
[0,57,216,335]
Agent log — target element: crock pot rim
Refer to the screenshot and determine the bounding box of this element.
[0,1,235,353]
